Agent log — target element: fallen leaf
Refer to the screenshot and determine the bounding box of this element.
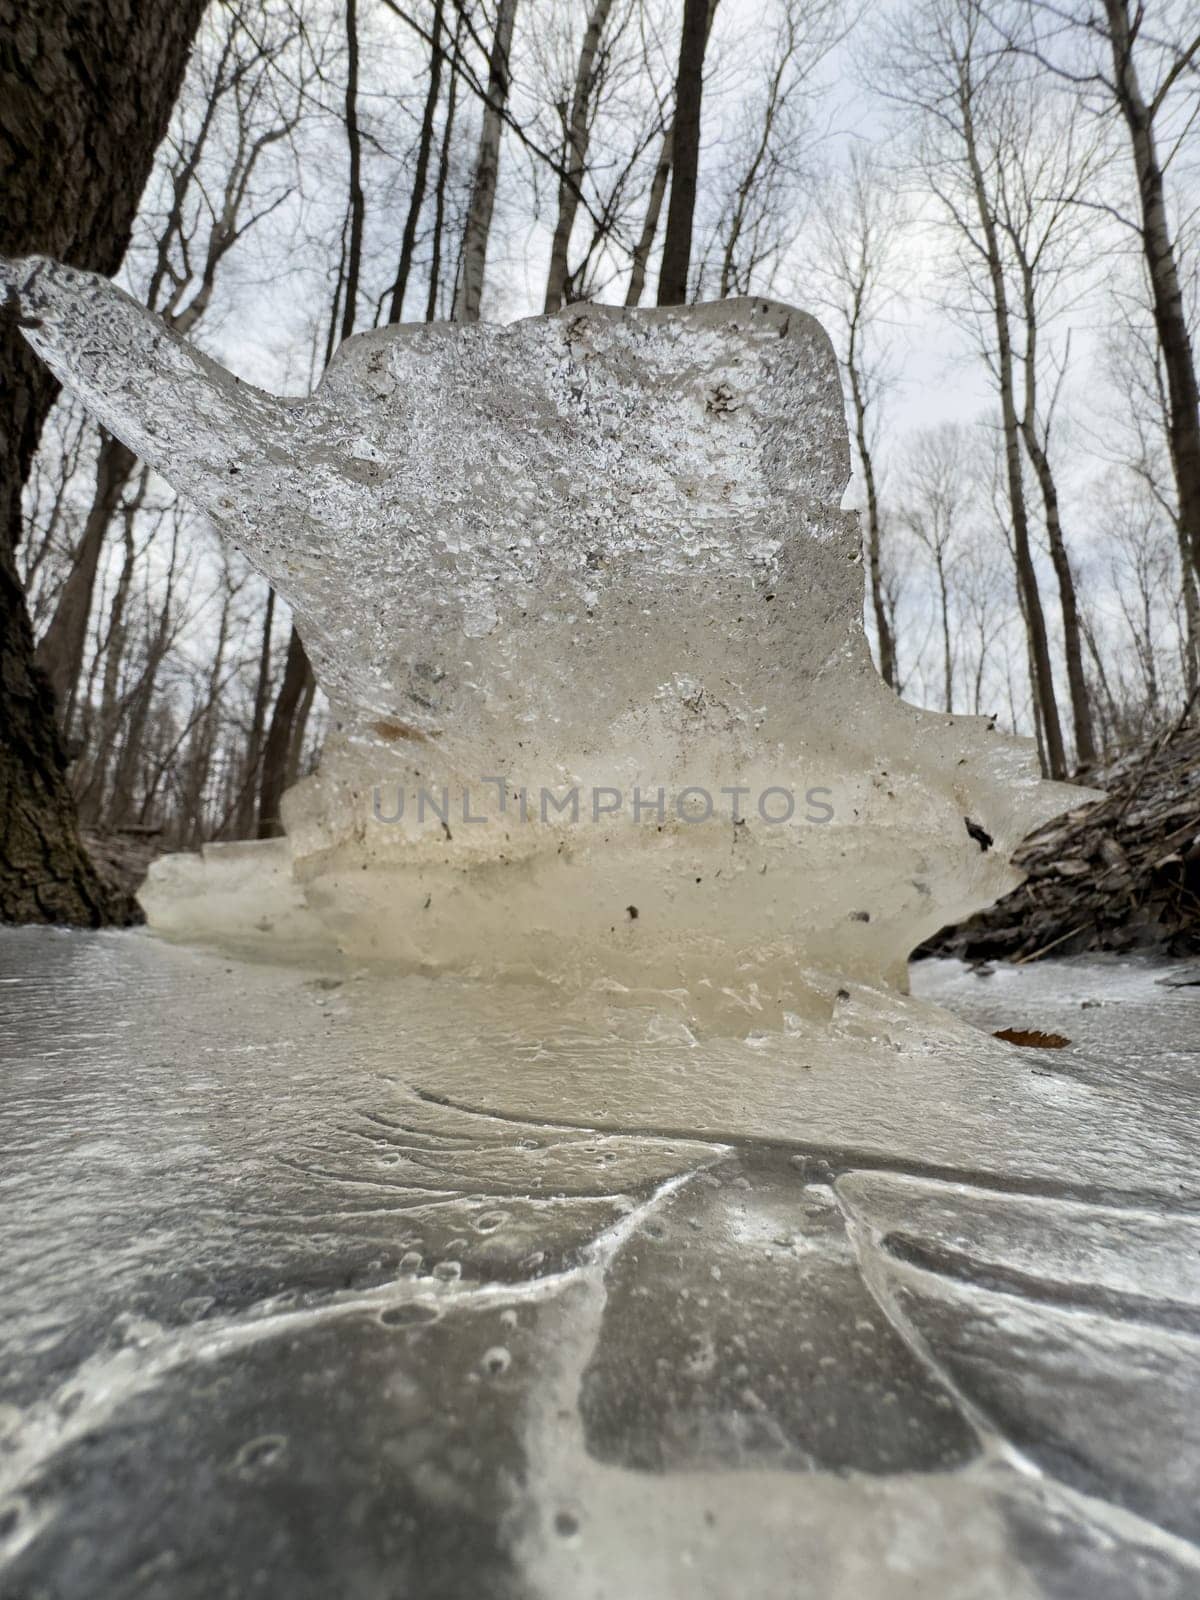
[993,1027,1071,1049]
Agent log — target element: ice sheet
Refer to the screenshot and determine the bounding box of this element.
[1,930,1197,1597]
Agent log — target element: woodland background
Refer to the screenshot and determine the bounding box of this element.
[11,0,1200,868]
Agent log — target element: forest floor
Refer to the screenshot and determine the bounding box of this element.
[922,705,1200,963]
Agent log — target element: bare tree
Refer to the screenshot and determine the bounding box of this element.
[235,588,276,838]
[18,401,89,621]
[880,0,1068,774]
[543,0,618,311]
[622,0,712,307]
[72,472,152,822]
[340,0,368,339]
[388,0,447,322]
[658,0,714,304]
[455,0,519,320]
[1091,467,1190,730]
[805,146,904,688]
[1098,259,1200,693]
[625,129,673,306]
[897,422,976,713]
[1013,0,1200,588]
[988,73,1103,765]
[956,536,1013,713]
[701,0,855,299]
[425,2,468,320]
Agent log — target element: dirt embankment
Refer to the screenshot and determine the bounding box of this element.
[922,711,1200,963]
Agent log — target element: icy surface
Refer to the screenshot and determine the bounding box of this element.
[5,256,1093,1011]
[1,928,1199,1597]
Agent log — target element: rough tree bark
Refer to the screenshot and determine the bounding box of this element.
[657,0,711,306]
[454,0,518,323]
[0,0,206,925]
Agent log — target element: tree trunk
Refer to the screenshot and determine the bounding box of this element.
[846,329,896,688]
[959,72,1066,778]
[340,0,367,343]
[285,670,317,788]
[1082,614,1122,745]
[1014,259,1097,767]
[0,0,206,925]
[1010,562,1049,770]
[543,0,614,313]
[657,0,711,306]
[76,494,140,822]
[997,359,1066,778]
[107,517,180,828]
[935,552,953,714]
[182,585,232,849]
[257,624,314,839]
[235,587,275,838]
[627,1,716,308]
[34,431,136,728]
[426,7,464,322]
[625,125,673,308]
[108,630,169,829]
[387,0,444,324]
[454,0,518,323]
[1179,543,1200,695]
[1103,0,1200,587]
[1019,419,1096,767]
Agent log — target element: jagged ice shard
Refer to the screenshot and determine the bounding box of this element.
[9,257,1084,1018]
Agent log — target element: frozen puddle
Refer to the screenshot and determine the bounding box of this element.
[1,927,1198,1597]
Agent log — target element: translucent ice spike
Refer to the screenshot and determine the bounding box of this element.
[5,255,1095,1014]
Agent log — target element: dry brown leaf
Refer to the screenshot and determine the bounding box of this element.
[993,1027,1071,1049]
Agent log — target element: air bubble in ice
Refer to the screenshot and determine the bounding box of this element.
[472,1209,509,1234]
[234,1435,287,1475]
[379,1303,440,1328]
